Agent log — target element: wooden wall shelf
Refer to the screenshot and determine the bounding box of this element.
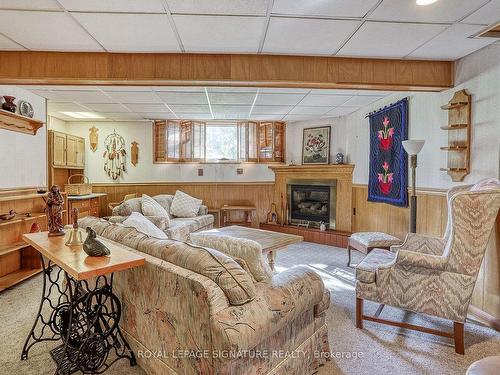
[440,90,471,182]
[0,109,44,135]
[0,212,46,227]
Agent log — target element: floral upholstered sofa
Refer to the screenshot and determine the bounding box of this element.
[109,194,214,241]
[78,216,331,375]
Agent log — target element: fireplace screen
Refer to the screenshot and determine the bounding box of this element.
[290,184,330,225]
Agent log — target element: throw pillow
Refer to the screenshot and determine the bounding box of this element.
[470,178,500,191]
[122,212,168,239]
[141,194,171,226]
[170,190,202,218]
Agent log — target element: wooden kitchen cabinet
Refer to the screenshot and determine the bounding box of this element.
[49,130,85,169]
[51,131,67,167]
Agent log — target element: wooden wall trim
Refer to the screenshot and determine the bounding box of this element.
[352,183,447,196]
[0,52,453,91]
[91,181,275,187]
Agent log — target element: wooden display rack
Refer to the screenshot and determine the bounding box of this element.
[0,109,44,135]
[440,89,471,182]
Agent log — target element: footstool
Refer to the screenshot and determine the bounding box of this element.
[347,232,401,267]
[466,356,500,375]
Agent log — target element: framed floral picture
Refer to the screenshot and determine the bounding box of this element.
[302,126,331,165]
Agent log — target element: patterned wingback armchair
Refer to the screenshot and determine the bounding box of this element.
[355,179,500,354]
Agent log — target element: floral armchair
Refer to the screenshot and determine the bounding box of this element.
[355,179,500,354]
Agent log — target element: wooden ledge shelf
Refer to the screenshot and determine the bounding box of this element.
[440,168,467,172]
[440,102,468,110]
[0,212,46,227]
[0,268,43,292]
[0,242,29,257]
[440,125,468,130]
[440,146,468,151]
[0,109,44,135]
[0,192,47,202]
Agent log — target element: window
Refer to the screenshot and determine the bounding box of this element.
[153,120,285,163]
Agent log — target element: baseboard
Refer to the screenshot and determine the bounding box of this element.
[468,305,500,331]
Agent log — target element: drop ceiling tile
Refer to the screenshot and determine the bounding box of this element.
[258,88,310,94]
[48,102,89,112]
[408,23,496,60]
[272,0,380,18]
[29,90,66,101]
[106,91,162,104]
[126,103,171,113]
[325,106,359,117]
[0,33,25,50]
[153,86,205,92]
[175,113,214,120]
[166,0,268,16]
[299,94,353,107]
[310,89,360,95]
[0,0,61,10]
[173,15,265,53]
[51,90,112,103]
[140,112,178,120]
[342,95,383,107]
[263,17,359,55]
[255,93,306,106]
[84,103,130,112]
[0,11,103,51]
[44,85,98,91]
[462,1,500,25]
[168,104,211,113]
[251,105,293,115]
[212,105,251,115]
[288,106,333,115]
[207,87,257,93]
[212,112,250,120]
[104,113,145,120]
[338,21,447,58]
[99,86,153,92]
[156,92,207,105]
[209,92,256,105]
[369,0,487,23]
[282,114,319,121]
[251,115,284,121]
[73,13,179,52]
[58,0,165,12]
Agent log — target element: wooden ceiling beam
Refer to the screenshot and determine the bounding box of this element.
[0,52,453,91]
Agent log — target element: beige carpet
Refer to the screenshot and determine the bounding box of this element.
[1,242,499,375]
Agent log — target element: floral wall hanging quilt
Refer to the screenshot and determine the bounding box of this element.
[368,98,408,207]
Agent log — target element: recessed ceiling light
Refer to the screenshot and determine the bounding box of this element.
[416,0,438,5]
[60,112,104,119]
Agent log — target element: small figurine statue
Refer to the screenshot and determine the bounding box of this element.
[47,185,65,237]
[66,208,83,246]
[335,153,344,164]
[83,227,110,257]
[319,221,326,231]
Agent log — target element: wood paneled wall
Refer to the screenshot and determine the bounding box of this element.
[352,184,499,328]
[0,52,453,91]
[91,182,274,223]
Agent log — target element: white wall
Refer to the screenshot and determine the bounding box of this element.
[65,121,275,183]
[287,43,500,189]
[48,116,68,133]
[0,86,47,189]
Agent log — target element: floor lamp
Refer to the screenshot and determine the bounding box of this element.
[402,140,425,233]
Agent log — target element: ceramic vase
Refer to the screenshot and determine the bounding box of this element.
[2,96,16,113]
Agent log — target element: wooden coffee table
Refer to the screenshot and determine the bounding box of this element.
[197,225,303,270]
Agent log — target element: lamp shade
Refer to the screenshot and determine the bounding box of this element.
[402,140,425,155]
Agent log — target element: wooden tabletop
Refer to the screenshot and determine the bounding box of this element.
[22,230,145,281]
[196,225,303,252]
[220,205,257,211]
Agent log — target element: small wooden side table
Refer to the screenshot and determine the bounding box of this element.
[21,229,145,374]
[220,205,257,228]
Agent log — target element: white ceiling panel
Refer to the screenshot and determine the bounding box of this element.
[47,102,90,112]
[29,90,67,101]
[106,91,162,103]
[207,87,257,93]
[250,115,283,121]
[168,104,211,113]
[175,113,214,120]
[288,106,333,115]
[84,103,130,112]
[263,17,359,55]
[140,112,178,120]
[272,0,381,18]
[255,93,306,106]
[342,95,383,107]
[153,86,205,92]
[338,22,447,58]
[156,92,207,105]
[74,13,179,52]
[101,113,145,121]
[325,107,359,117]
[0,33,24,50]
[0,0,61,10]
[209,92,256,105]
[462,1,500,25]
[408,24,496,60]
[173,15,265,52]
[0,11,103,51]
[251,105,293,115]
[299,94,353,107]
[99,86,154,92]
[258,88,310,94]
[369,0,487,23]
[50,90,111,103]
[282,114,318,122]
[125,103,171,113]
[166,0,268,16]
[212,105,251,114]
[58,0,165,13]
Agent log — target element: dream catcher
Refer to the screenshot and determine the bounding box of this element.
[103,130,127,180]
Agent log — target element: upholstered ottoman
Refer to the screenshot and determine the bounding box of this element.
[348,232,401,267]
[466,356,500,375]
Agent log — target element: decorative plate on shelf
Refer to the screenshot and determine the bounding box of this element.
[18,100,34,118]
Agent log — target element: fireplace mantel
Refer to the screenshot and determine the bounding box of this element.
[269,164,355,232]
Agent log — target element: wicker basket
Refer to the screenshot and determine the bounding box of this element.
[65,174,92,196]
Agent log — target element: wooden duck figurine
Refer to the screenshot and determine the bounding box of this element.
[0,209,16,221]
[83,227,110,257]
